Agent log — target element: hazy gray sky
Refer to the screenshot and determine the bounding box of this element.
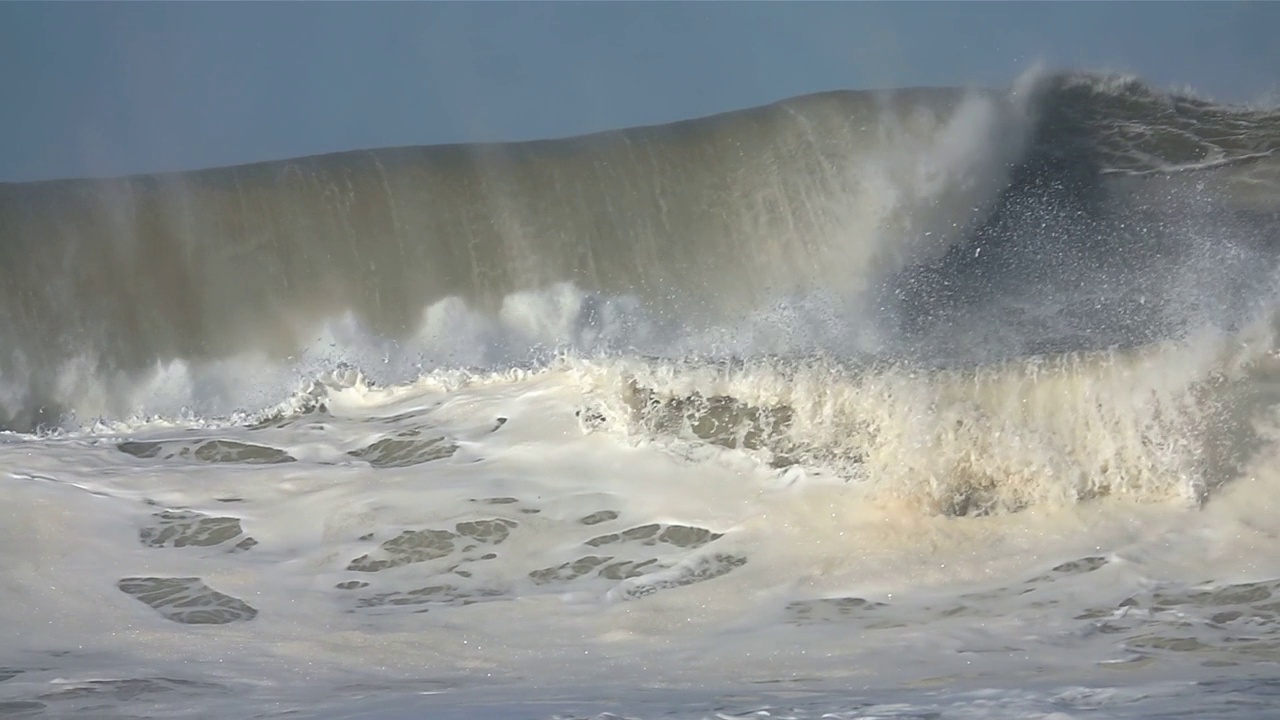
[2,2,1276,181]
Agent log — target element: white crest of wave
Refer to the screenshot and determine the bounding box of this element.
[572,315,1280,514]
[35,285,657,427]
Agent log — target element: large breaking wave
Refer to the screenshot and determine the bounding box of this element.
[2,69,1279,496]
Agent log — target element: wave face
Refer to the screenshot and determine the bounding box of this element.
[1,71,1278,435]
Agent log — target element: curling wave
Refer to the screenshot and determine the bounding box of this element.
[0,70,1278,432]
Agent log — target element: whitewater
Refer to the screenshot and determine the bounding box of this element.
[3,70,1280,718]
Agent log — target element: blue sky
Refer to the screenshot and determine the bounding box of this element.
[1,2,1276,182]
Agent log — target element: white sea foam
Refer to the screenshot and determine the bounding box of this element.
[6,344,1280,717]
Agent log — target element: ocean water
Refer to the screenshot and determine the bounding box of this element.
[3,71,1280,718]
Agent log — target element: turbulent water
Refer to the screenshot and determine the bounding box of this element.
[3,71,1280,718]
